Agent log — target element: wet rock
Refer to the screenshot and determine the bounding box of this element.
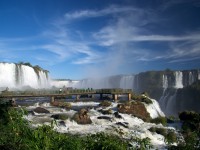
[33,107,50,113]
[118,101,150,122]
[72,108,92,124]
[114,112,122,119]
[99,109,113,115]
[51,114,68,120]
[116,122,129,128]
[59,121,66,127]
[28,110,35,115]
[97,116,112,122]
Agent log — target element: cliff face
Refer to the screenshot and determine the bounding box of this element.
[134,69,200,99]
[70,69,200,116]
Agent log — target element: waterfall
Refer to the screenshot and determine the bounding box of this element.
[198,70,200,80]
[0,63,50,89]
[119,75,134,89]
[162,75,168,89]
[189,72,195,85]
[0,63,16,88]
[174,71,183,88]
[159,74,169,113]
[164,90,177,116]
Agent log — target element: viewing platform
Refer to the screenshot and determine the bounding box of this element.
[0,88,133,102]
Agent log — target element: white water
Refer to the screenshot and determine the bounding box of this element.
[145,98,165,119]
[174,71,183,89]
[50,80,79,88]
[162,75,168,89]
[23,100,169,149]
[0,63,16,88]
[0,63,50,89]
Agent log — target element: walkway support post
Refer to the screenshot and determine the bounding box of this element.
[51,96,55,103]
[10,98,16,106]
[76,95,80,100]
[100,94,103,100]
[128,93,132,101]
[112,94,118,101]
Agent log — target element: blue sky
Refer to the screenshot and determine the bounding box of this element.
[0,0,200,79]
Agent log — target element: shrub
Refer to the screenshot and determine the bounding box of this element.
[141,97,152,104]
[166,131,177,144]
[151,117,167,126]
[149,127,167,137]
[99,101,112,107]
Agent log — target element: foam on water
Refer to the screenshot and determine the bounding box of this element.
[71,102,99,106]
[23,100,171,149]
[145,98,165,119]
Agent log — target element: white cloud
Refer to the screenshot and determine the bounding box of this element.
[64,5,138,20]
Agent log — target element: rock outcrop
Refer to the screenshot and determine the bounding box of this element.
[72,108,92,124]
[33,107,50,113]
[118,101,151,121]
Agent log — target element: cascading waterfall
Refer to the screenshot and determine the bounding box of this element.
[0,63,16,88]
[189,72,195,85]
[0,63,50,89]
[162,75,168,90]
[174,71,183,88]
[159,75,169,113]
[119,75,134,89]
[198,70,200,80]
[159,72,184,116]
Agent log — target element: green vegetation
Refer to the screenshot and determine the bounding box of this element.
[0,100,157,150]
[0,101,129,150]
[99,100,112,107]
[149,127,177,144]
[150,116,167,126]
[169,111,200,149]
[131,94,153,104]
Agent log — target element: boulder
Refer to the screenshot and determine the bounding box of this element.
[51,114,68,120]
[72,108,92,124]
[99,109,113,115]
[114,112,122,119]
[59,121,66,127]
[97,116,112,122]
[33,107,50,113]
[116,122,129,128]
[118,101,150,122]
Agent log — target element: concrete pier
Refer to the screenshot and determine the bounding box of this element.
[51,96,55,103]
[112,94,118,101]
[128,93,132,101]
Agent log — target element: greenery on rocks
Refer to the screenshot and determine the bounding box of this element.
[99,100,112,107]
[149,127,177,144]
[169,111,200,149]
[118,101,151,122]
[150,116,167,126]
[131,94,153,104]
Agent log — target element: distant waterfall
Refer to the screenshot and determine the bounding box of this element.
[159,75,170,113]
[119,75,134,89]
[0,63,50,89]
[174,71,183,88]
[159,72,183,116]
[189,72,195,85]
[162,75,168,90]
[198,70,200,80]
